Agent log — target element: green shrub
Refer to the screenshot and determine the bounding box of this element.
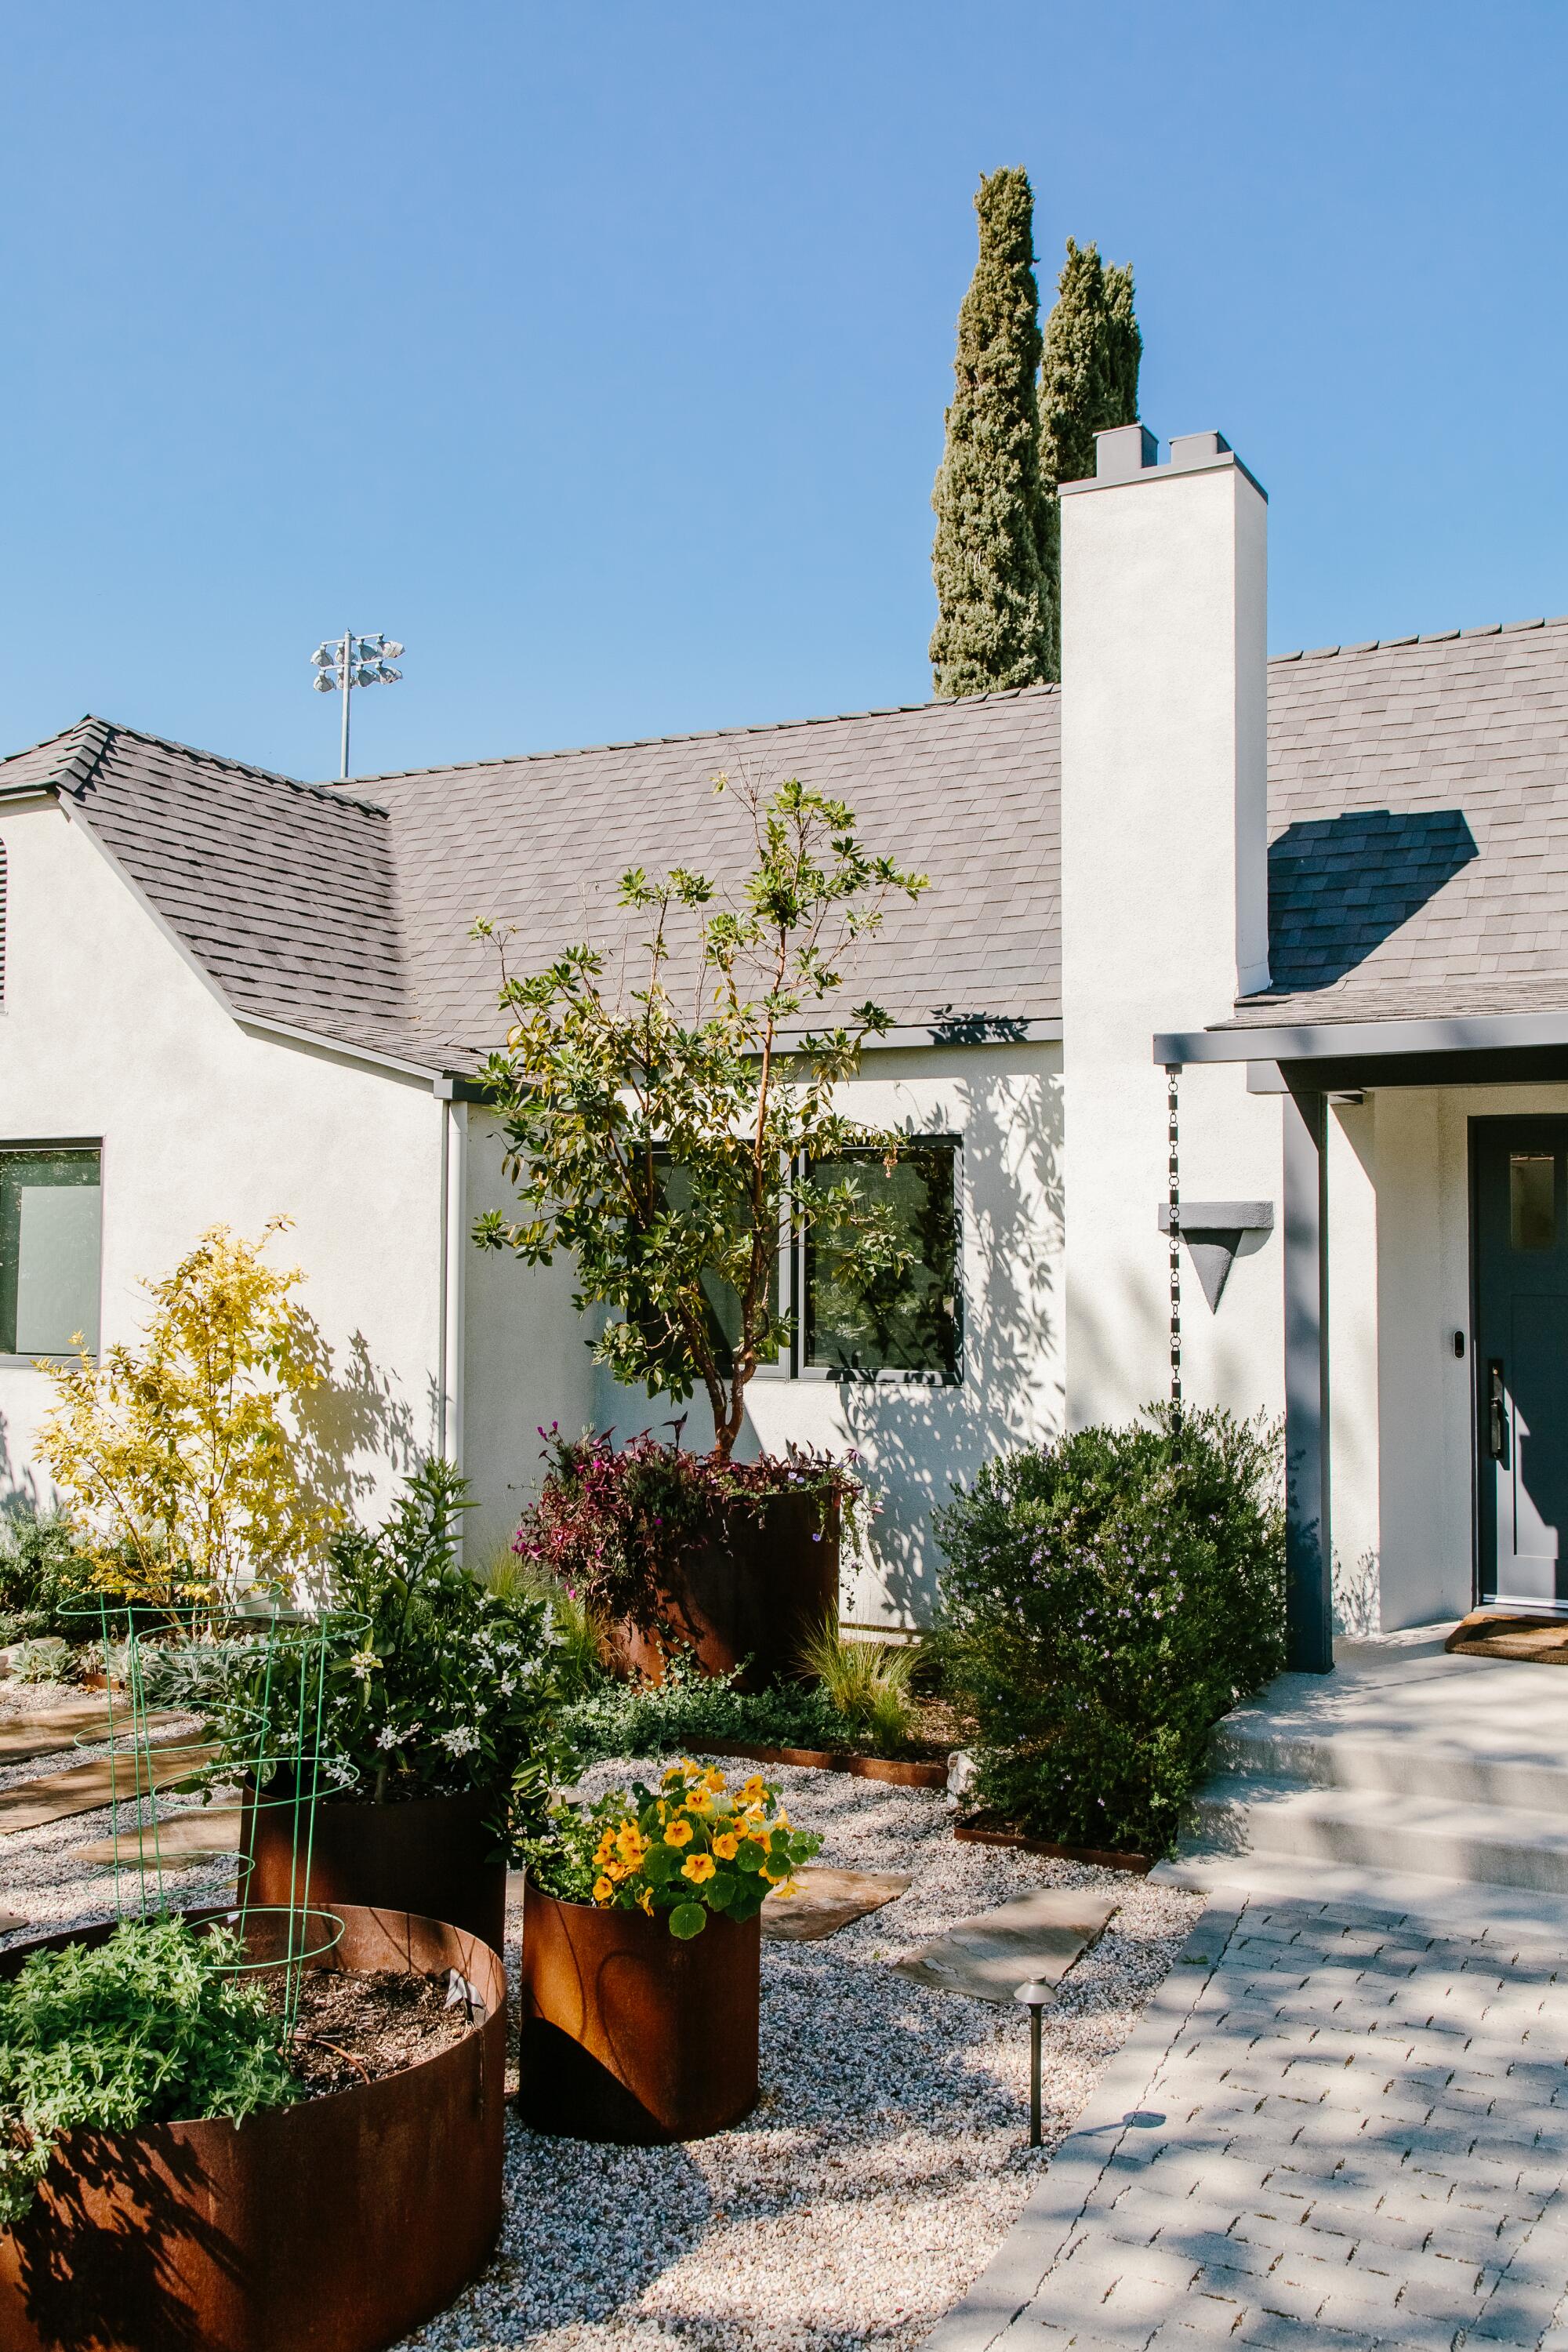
[557,1653,849,1769]
[479,1547,605,1697]
[934,1406,1284,1856]
[796,1617,916,1751]
[0,1915,299,2223]
[0,1509,98,1643]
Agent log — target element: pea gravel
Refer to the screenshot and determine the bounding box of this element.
[0,1704,1203,2350]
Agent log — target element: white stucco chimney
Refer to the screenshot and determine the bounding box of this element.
[1058,422,1279,1428]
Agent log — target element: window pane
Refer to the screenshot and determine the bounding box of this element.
[1511,1154,1557,1251]
[0,1149,101,1354]
[655,1158,783,1370]
[806,1144,959,1377]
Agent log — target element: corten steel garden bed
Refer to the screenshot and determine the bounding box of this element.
[612,1490,840,1692]
[244,1780,507,1955]
[0,1902,506,2352]
[519,1880,760,2143]
[953,1817,1153,1875]
[691,1737,949,1789]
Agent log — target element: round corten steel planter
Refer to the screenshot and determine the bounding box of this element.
[613,1487,840,1693]
[518,1880,759,2143]
[0,1901,506,2352]
[243,1780,506,1956]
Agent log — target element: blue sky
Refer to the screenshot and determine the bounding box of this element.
[2,3,1563,782]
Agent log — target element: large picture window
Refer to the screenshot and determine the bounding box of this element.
[804,1141,960,1381]
[0,1146,102,1356]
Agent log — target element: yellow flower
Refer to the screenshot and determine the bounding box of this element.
[769,1875,797,1899]
[684,1788,713,1813]
[593,1876,614,1903]
[702,1768,727,1794]
[682,1853,717,1883]
[664,1818,693,1846]
[638,1887,654,1916]
[713,1831,739,1860]
[760,1861,789,1885]
[615,1825,646,1863]
[739,1776,767,1806]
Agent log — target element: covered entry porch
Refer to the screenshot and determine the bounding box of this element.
[1156,1008,1568,1674]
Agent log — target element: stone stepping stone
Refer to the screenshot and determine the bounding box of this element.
[761,1866,912,1943]
[895,1886,1120,2004]
[0,1912,24,1935]
[72,1804,245,1867]
[0,1742,218,1835]
[0,1701,180,1764]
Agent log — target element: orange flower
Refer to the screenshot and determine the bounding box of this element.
[663,1818,693,1846]
[713,1831,739,1860]
[593,1876,614,1903]
[682,1853,717,1883]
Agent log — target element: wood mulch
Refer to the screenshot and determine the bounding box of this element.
[282,1965,472,2096]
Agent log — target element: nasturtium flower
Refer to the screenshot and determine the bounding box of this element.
[663,1818,693,1846]
[681,1853,716,1883]
[593,1876,614,1903]
[713,1831,739,1860]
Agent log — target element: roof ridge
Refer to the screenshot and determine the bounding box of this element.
[1269,614,1568,666]
[3,715,391,820]
[352,681,1061,785]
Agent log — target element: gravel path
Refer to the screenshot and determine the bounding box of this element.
[0,1708,1203,2350]
[397,1756,1203,2352]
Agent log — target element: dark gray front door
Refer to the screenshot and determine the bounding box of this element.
[1475,1117,1568,1609]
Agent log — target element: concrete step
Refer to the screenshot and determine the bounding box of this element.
[1186,1772,1568,1894]
[1150,1850,1568,1951]
[1209,1717,1568,1812]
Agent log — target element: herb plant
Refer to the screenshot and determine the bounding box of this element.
[0,1915,298,2226]
[525,1759,821,1940]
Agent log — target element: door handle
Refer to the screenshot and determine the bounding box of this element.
[1487,1359,1507,1461]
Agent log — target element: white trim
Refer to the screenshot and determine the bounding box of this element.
[1156,1009,1568,1065]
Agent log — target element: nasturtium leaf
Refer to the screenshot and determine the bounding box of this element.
[668,1903,707,1940]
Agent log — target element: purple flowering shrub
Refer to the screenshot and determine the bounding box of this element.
[513,1428,864,1634]
[933,1406,1283,1854]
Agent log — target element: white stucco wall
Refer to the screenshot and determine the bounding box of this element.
[562,1041,1066,1633]
[1058,438,1284,1436]
[0,798,450,1533]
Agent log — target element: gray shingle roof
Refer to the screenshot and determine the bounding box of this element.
[1232,616,1568,1028]
[9,610,1568,1066]
[361,690,1061,1058]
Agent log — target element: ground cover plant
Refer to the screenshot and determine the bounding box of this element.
[0,1915,298,2225]
[524,1759,821,1939]
[0,1508,100,1646]
[935,1406,1285,1854]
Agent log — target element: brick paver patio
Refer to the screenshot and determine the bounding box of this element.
[926,1892,1568,2351]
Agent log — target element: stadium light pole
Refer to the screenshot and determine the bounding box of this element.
[310,631,405,779]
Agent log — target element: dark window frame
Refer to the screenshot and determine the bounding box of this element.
[0,1137,104,1364]
[794,1134,964,1387]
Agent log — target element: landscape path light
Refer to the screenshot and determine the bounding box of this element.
[310,630,405,779]
[1014,1976,1054,2146]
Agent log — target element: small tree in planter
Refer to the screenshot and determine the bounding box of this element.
[474,771,926,1679]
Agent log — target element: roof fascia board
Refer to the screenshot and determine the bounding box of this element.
[780,1017,1062,1051]
[0,786,62,809]
[237,1014,441,1085]
[1154,1009,1568,1065]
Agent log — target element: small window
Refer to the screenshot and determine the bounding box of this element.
[0,1147,102,1356]
[1511,1153,1557,1251]
[649,1156,786,1374]
[804,1142,960,1379]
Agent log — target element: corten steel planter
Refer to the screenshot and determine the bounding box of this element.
[518,1881,759,2143]
[244,1780,507,1955]
[613,1488,840,1693]
[0,1902,506,2352]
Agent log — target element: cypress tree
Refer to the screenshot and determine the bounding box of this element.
[1037,241,1142,678]
[928,169,1049,699]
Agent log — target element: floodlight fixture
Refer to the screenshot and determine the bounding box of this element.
[307,626,407,779]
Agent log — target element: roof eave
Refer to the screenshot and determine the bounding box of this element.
[1154,1007,1568,1064]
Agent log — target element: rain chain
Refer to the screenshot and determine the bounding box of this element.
[1166,1063,1182,1428]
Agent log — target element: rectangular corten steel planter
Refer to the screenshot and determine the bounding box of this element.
[613,1487,840,1692]
[0,1903,506,2352]
[518,1881,759,2143]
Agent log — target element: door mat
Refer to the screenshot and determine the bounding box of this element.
[760,1866,912,1942]
[0,1744,218,1835]
[1445,1612,1568,1663]
[73,1804,245,1867]
[895,1886,1120,2004]
[0,1703,180,1764]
